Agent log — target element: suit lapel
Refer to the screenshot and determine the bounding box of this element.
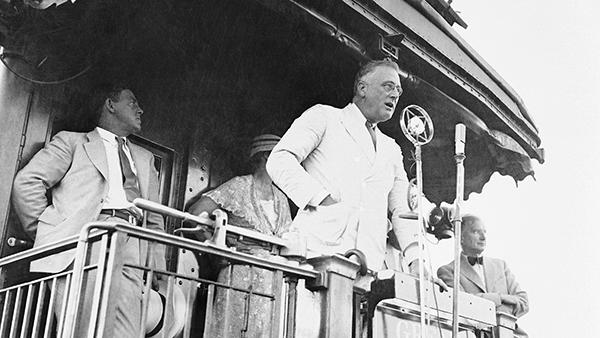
[482,257,496,292]
[84,129,109,180]
[340,104,376,164]
[460,255,486,292]
[128,142,150,198]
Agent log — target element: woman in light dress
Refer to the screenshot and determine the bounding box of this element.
[189,134,291,338]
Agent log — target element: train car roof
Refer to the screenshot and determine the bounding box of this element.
[0,0,544,203]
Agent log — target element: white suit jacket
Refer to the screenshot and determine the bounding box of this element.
[266,103,417,269]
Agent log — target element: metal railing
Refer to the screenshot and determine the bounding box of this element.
[0,218,321,338]
[0,200,519,338]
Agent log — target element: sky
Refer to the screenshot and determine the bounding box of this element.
[426,1,600,336]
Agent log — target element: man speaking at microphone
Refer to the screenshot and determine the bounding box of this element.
[267,58,437,281]
[12,83,165,336]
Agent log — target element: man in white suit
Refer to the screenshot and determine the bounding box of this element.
[437,215,529,336]
[266,58,422,275]
[12,83,165,336]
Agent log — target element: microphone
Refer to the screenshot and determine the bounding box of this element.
[400,104,434,146]
[455,123,466,155]
[407,116,426,136]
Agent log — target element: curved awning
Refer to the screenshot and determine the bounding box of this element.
[382,75,536,204]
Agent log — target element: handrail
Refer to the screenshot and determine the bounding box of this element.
[133,198,288,247]
[0,229,108,267]
[0,216,317,278]
[74,221,319,279]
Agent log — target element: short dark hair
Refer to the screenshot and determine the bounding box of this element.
[353,58,400,96]
[89,83,129,124]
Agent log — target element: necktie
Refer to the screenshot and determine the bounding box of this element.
[116,137,141,202]
[467,256,483,266]
[366,121,377,150]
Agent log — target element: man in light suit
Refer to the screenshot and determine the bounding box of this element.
[437,214,529,336]
[12,83,165,336]
[266,58,423,275]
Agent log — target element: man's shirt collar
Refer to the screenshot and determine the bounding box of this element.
[96,127,127,145]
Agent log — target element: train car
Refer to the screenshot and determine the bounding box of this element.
[0,0,543,337]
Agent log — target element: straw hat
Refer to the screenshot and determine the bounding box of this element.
[249,134,281,158]
[145,279,186,338]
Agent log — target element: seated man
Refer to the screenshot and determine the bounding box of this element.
[437,214,529,337]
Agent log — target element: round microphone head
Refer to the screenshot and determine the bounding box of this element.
[400,104,434,146]
[407,116,426,135]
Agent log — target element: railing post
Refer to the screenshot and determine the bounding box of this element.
[494,312,517,338]
[93,231,128,338]
[306,255,360,338]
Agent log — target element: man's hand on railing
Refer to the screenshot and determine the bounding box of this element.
[408,259,449,292]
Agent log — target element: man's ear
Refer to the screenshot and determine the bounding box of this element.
[105,98,115,113]
[356,80,367,97]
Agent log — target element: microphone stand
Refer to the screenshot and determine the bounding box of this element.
[452,124,466,338]
[399,105,434,338]
[415,142,428,338]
